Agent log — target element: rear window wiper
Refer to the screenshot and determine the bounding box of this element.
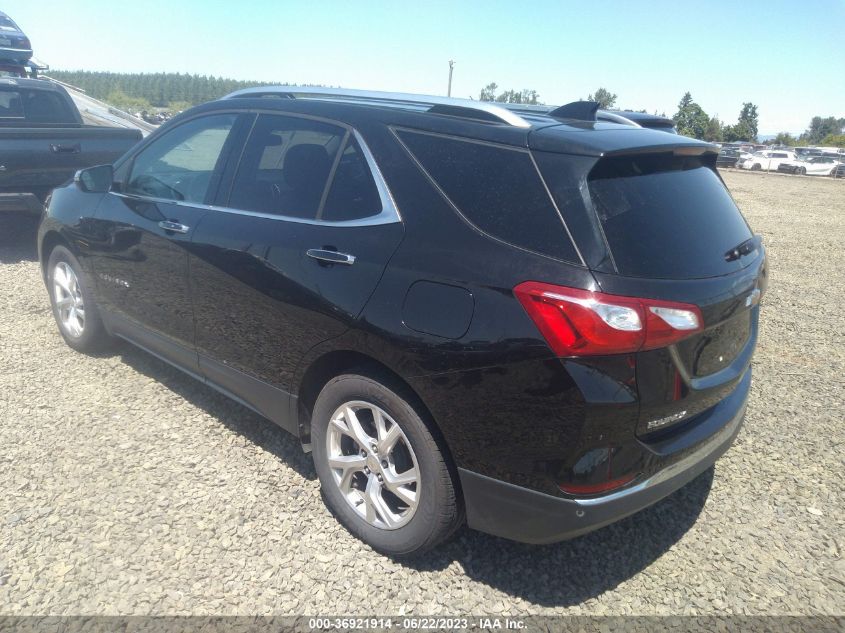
[724,236,760,262]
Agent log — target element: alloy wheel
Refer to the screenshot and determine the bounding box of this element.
[53,261,85,337]
[326,401,420,530]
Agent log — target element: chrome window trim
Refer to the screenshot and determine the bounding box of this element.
[112,112,401,228]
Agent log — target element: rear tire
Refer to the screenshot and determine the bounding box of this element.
[798,167,806,175]
[311,372,462,556]
[46,246,110,353]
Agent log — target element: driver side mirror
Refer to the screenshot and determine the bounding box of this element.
[74,164,114,193]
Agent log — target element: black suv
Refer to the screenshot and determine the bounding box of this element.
[38,88,766,555]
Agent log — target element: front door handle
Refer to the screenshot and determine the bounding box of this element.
[158,220,190,234]
[306,249,356,265]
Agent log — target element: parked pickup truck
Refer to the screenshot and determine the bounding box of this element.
[0,77,142,214]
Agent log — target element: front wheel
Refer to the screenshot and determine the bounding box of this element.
[798,167,807,175]
[46,245,110,353]
[751,163,762,171]
[311,373,462,556]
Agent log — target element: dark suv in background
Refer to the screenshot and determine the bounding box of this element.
[38,88,766,555]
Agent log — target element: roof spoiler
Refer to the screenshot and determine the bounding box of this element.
[547,101,600,122]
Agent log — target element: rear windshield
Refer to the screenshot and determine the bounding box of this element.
[588,154,752,279]
[0,88,76,123]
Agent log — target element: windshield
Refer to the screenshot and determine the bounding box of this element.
[0,16,18,29]
[587,154,753,279]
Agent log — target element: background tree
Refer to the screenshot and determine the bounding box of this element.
[672,92,710,139]
[48,70,281,110]
[104,90,152,112]
[820,133,845,147]
[723,102,759,142]
[773,132,799,146]
[478,83,541,104]
[703,115,723,142]
[479,82,499,102]
[585,87,617,109]
[800,116,845,145]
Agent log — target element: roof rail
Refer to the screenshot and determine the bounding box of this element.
[222,86,532,128]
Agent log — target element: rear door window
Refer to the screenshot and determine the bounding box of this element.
[227,114,346,218]
[587,154,753,279]
[396,129,580,263]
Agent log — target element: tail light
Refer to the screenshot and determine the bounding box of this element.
[514,281,703,357]
[559,473,636,495]
[19,37,31,49]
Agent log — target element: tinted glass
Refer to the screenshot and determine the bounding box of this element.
[0,90,23,119]
[588,154,753,279]
[228,114,345,218]
[21,90,74,123]
[320,137,381,221]
[126,113,236,203]
[398,130,579,262]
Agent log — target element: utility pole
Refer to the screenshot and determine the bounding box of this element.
[447,60,455,97]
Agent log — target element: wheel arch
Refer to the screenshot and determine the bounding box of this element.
[39,230,73,281]
[295,349,454,468]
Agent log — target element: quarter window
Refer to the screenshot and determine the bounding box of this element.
[320,137,382,222]
[125,113,237,203]
[397,130,579,262]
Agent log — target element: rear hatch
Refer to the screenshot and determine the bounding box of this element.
[532,128,767,436]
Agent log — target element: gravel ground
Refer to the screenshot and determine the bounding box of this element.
[0,170,843,616]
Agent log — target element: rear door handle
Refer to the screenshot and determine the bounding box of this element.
[50,143,81,154]
[158,220,190,234]
[306,249,356,265]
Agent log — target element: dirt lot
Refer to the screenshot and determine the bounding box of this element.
[0,171,843,616]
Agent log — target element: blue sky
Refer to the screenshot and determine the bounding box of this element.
[4,0,843,135]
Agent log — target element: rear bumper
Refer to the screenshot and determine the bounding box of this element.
[0,46,33,61]
[460,372,749,544]
[0,192,44,215]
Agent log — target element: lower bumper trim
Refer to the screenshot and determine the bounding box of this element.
[459,398,747,544]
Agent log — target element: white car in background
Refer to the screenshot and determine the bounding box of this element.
[778,155,843,176]
[740,150,796,171]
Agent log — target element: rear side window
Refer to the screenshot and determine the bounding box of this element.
[588,154,753,279]
[397,130,580,262]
